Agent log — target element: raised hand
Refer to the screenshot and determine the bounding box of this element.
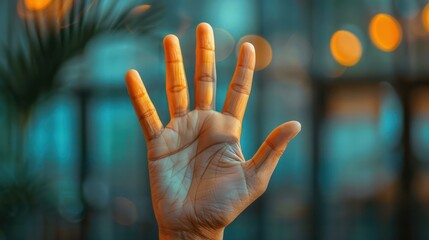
[125,23,301,240]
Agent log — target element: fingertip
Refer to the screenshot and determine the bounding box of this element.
[279,121,301,139]
[238,42,256,70]
[163,34,179,47]
[164,34,183,63]
[197,22,213,33]
[242,42,255,53]
[125,69,140,84]
[126,69,138,78]
[286,121,301,133]
[268,121,301,151]
[196,22,215,50]
[125,69,145,95]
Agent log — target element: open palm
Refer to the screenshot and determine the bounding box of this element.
[125,23,301,239]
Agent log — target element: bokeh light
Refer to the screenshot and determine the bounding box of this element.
[330,30,362,67]
[237,35,272,71]
[130,4,151,15]
[282,33,312,69]
[214,28,235,62]
[24,0,52,11]
[112,197,138,226]
[83,177,110,209]
[422,4,429,32]
[18,0,74,23]
[369,14,402,52]
[58,196,84,223]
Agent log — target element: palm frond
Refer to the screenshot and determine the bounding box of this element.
[0,0,164,114]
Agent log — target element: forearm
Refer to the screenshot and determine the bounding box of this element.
[159,228,224,240]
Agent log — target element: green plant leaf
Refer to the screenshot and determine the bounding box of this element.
[0,0,163,114]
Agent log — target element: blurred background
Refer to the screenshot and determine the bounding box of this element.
[1,0,429,239]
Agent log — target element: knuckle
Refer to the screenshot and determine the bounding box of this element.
[138,108,156,120]
[169,84,187,93]
[231,82,251,95]
[238,64,254,72]
[198,73,215,83]
[200,45,215,51]
[166,59,182,64]
[130,91,147,100]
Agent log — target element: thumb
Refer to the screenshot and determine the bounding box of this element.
[248,121,301,181]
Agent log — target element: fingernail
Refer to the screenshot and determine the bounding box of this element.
[285,121,301,141]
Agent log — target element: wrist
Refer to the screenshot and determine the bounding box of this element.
[159,228,224,240]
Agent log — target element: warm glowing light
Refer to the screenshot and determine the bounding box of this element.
[24,0,52,11]
[330,30,362,67]
[369,14,402,52]
[237,35,272,71]
[422,4,429,32]
[18,0,74,23]
[130,5,151,15]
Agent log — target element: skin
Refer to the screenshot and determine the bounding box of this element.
[125,23,301,240]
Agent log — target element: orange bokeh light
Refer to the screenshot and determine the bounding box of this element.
[237,35,272,71]
[330,30,362,67]
[369,14,402,52]
[130,4,151,15]
[422,4,429,32]
[18,0,74,27]
[24,0,52,11]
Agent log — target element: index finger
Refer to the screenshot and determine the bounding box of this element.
[222,43,255,122]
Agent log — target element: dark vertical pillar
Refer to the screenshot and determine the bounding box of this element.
[395,10,415,240]
[308,0,322,239]
[397,78,415,240]
[309,80,323,240]
[78,89,90,240]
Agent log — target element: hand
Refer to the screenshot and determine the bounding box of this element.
[125,23,301,240]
